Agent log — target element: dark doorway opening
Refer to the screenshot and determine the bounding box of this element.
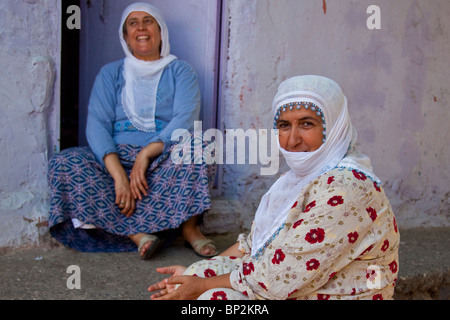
[60,0,80,150]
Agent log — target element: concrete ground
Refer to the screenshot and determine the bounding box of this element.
[0,227,448,300]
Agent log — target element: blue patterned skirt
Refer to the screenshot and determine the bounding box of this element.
[48,140,216,252]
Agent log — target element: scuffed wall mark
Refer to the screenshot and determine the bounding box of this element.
[28,56,55,157]
[23,216,33,223]
[29,56,55,113]
[400,1,429,132]
[323,0,327,14]
[36,219,48,228]
[0,191,35,210]
[99,0,106,23]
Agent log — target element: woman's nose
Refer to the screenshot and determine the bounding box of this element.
[287,127,302,150]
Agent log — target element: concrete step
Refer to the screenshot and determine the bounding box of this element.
[394,227,450,300]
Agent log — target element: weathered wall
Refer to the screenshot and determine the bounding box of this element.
[0,0,448,249]
[220,0,450,230]
[0,0,60,248]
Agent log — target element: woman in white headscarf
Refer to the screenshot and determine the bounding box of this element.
[48,3,217,259]
[148,75,400,300]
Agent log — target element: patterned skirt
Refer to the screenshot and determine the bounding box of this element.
[48,140,216,252]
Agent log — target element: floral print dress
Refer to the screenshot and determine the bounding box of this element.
[183,167,400,300]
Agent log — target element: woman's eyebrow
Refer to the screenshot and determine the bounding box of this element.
[299,116,320,122]
[128,15,153,22]
[278,116,320,123]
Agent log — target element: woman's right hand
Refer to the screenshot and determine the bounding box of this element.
[148,265,187,299]
[104,153,136,217]
[114,175,136,217]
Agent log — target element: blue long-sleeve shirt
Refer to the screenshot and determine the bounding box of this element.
[86,59,201,166]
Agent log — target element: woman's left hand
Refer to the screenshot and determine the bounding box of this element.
[130,149,151,200]
[130,142,164,200]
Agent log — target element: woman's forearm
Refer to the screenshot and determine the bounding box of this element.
[204,273,232,292]
[142,141,164,159]
[219,242,243,258]
[104,153,128,181]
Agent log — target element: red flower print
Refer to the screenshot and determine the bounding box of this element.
[329,272,337,280]
[393,217,398,233]
[303,200,316,213]
[258,282,267,290]
[242,262,254,275]
[272,249,286,264]
[211,291,228,300]
[306,258,320,271]
[317,294,330,300]
[372,294,383,300]
[366,207,377,221]
[366,269,377,281]
[327,176,335,184]
[291,201,298,209]
[373,181,381,192]
[288,289,298,298]
[389,260,398,273]
[327,195,344,206]
[204,269,216,278]
[352,169,367,181]
[305,228,325,244]
[351,288,356,295]
[229,256,237,259]
[381,239,390,252]
[347,231,359,244]
[293,219,304,229]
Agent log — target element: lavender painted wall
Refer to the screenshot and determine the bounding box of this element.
[220,0,450,229]
[0,0,448,249]
[0,0,60,248]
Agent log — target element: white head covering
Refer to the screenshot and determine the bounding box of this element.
[119,2,177,132]
[252,75,381,256]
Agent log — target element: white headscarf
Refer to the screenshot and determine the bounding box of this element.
[119,2,177,132]
[252,75,381,256]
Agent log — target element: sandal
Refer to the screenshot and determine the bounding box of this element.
[138,234,164,260]
[185,239,218,258]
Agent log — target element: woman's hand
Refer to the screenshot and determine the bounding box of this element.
[149,275,208,300]
[130,142,164,200]
[148,266,232,300]
[104,153,135,217]
[148,265,188,299]
[113,175,136,217]
[130,149,151,200]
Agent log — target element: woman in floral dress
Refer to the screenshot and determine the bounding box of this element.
[148,75,399,300]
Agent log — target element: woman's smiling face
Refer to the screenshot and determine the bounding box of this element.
[123,11,162,61]
[276,107,324,152]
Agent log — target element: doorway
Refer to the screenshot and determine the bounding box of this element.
[76,0,224,146]
[61,0,225,192]
[61,0,81,150]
